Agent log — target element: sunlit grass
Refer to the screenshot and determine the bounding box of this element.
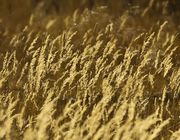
[0,0,179,139]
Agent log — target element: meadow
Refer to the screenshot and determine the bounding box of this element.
[0,0,179,139]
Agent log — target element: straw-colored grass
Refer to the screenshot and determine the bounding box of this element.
[0,0,179,139]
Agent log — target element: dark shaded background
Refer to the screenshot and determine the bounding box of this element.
[0,0,179,32]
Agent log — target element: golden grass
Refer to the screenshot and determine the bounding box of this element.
[0,0,180,139]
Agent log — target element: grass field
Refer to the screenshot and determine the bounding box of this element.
[0,0,180,139]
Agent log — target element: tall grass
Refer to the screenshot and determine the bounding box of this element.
[0,0,179,139]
